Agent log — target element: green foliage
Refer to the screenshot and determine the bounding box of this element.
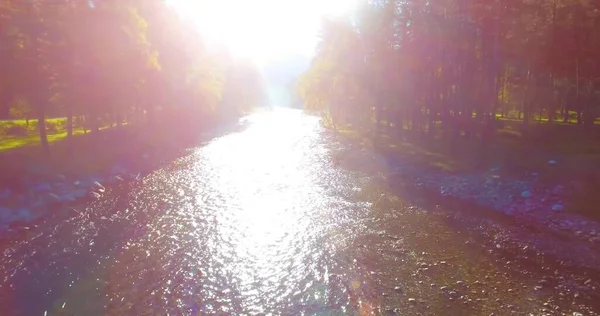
[299,0,600,134]
[0,0,266,153]
[8,97,31,121]
[298,0,600,220]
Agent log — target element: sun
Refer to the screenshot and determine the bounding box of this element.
[165,0,358,64]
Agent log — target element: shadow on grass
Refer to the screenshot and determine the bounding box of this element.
[0,117,250,188]
[335,122,600,221]
[0,129,90,152]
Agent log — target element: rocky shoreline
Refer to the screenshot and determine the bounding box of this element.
[0,161,146,234]
[0,118,255,238]
[383,155,600,246]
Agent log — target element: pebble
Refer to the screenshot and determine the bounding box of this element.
[408,298,416,304]
[0,163,146,234]
[89,191,102,200]
[93,181,106,193]
[46,193,61,204]
[388,160,600,245]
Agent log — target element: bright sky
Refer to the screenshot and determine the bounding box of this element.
[166,0,358,65]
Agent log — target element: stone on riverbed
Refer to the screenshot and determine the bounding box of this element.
[0,159,146,234]
[93,181,106,193]
[385,156,600,243]
[89,191,102,200]
[44,193,62,204]
[103,175,124,185]
[521,190,532,198]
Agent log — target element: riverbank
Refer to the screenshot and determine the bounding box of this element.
[0,116,244,235]
[333,123,600,248]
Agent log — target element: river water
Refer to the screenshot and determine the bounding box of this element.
[1,108,599,315]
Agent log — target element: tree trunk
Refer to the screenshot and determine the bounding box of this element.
[37,106,50,155]
[66,103,73,153]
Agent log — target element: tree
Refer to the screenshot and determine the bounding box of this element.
[299,0,600,146]
[0,0,265,156]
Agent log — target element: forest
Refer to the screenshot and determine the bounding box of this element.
[0,0,267,178]
[298,0,600,177]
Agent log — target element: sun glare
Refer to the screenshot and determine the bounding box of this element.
[166,0,358,64]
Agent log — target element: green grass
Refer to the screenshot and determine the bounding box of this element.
[0,118,126,152]
[0,118,67,130]
[0,130,91,152]
[0,118,135,179]
[0,118,72,152]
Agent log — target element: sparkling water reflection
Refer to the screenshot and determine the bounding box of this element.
[4,108,596,315]
[1,109,377,315]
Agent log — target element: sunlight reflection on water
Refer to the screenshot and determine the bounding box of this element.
[201,109,345,313]
[3,110,600,315]
[111,108,374,314]
[1,108,378,315]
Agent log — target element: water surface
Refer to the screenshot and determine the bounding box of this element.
[1,108,598,315]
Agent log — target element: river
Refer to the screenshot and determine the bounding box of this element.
[1,108,598,315]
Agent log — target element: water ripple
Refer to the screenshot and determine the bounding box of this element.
[3,109,594,315]
[0,109,375,315]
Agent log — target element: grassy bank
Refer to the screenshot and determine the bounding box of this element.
[0,118,125,152]
[0,115,222,189]
[1,118,72,151]
[335,120,600,221]
[0,118,129,181]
